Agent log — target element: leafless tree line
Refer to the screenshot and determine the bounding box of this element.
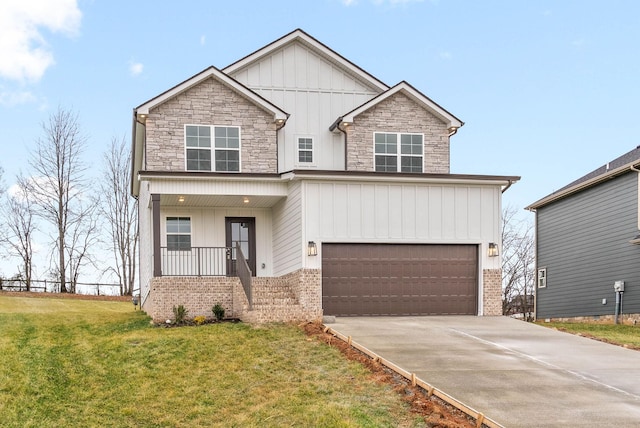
[501,205,535,320]
[0,107,138,295]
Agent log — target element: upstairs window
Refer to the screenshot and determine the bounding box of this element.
[374,132,423,173]
[186,125,240,172]
[297,137,314,165]
[166,217,191,251]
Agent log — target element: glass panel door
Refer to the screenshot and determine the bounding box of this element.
[225,217,256,276]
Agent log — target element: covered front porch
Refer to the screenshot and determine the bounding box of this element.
[139,175,322,323]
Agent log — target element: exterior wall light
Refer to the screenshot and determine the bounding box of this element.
[488,242,499,257]
[308,241,318,256]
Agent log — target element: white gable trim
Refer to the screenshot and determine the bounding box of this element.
[223,29,389,93]
[134,66,289,122]
[339,81,464,130]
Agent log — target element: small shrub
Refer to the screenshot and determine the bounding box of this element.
[212,304,225,321]
[173,305,188,324]
[193,315,206,325]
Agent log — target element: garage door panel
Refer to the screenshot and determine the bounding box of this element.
[323,244,478,316]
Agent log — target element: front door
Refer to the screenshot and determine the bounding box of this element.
[225,217,256,276]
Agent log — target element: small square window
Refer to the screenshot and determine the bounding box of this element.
[297,137,314,164]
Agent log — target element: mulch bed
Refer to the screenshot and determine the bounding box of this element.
[302,322,477,428]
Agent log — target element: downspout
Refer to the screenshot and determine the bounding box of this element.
[630,165,640,232]
[330,116,348,171]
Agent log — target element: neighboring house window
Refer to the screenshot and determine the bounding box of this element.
[185,125,240,172]
[166,217,191,251]
[537,268,547,288]
[374,132,423,173]
[297,137,314,164]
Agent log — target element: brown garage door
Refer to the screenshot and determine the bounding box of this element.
[322,244,478,316]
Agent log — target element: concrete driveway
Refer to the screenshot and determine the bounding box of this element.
[329,316,640,427]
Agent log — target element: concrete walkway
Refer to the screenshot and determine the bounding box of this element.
[329,316,640,427]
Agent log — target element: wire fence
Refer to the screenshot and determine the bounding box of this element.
[0,278,123,296]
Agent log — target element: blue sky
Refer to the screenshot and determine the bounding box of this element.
[1,0,639,278]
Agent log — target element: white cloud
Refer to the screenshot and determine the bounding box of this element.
[0,88,36,106]
[129,61,144,76]
[439,51,452,60]
[200,35,206,45]
[342,0,358,5]
[0,0,82,83]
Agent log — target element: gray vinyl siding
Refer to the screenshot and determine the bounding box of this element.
[536,171,640,318]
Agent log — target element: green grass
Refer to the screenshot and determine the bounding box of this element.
[539,321,640,349]
[0,295,424,428]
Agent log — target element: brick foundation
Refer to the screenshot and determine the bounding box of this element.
[483,268,502,316]
[542,314,640,325]
[144,268,322,324]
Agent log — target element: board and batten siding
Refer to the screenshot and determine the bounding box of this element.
[272,180,303,276]
[536,171,640,319]
[229,42,381,172]
[302,180,502,268]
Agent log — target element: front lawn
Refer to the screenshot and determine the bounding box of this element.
[0,294,428,428]
[539,321,640,349]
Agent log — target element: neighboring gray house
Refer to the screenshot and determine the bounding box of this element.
[527,147,640,322]
[131,29,519,323]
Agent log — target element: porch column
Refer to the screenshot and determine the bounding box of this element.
[152,194,162,277]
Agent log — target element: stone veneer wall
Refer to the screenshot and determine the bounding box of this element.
[483,268,502,316]
[346,92,450,173]
[144,76,277,173]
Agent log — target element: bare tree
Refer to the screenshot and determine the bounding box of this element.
[502,205,535,320]
[101,137,138,296]
[22,107,93,293]
[1,183,37,291]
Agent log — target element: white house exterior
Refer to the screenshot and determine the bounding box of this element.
[131,29,519,323]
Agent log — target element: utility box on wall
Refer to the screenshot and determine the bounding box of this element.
[614,281,625,292]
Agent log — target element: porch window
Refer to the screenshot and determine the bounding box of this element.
[297,137,314,164]
[166,217,191,251]
[374,132,423,173]
[186,125,240,172]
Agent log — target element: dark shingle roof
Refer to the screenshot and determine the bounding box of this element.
[527,146,640,210]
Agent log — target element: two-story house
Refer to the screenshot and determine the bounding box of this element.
[131,29,519,323]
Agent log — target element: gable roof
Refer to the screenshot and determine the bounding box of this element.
[223,28,389,93]
[526,146,640,210]
[134,65,289,121]
[333,81,464,131]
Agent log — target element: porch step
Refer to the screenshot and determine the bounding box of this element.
[251,278,299,305]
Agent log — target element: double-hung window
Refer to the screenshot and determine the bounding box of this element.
[374,132,423,173]
[297,137,314,165]
[166,217,191,251]
[186,125,240,172]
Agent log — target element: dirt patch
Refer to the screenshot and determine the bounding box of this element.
[0,290,131,302]
[302,322,476,428]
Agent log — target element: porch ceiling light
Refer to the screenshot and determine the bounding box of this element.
[488,242,499,257]
[243,197,250,204]
[308,241,318,256]
[178,196,185,203]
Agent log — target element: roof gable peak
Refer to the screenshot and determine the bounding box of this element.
[223,28,389,92]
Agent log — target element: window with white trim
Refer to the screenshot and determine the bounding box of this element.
[166,217,191,251]
[185,125,240,172]
[297,137,314,164]
[374,132,423,173]
[537,267,547,288]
